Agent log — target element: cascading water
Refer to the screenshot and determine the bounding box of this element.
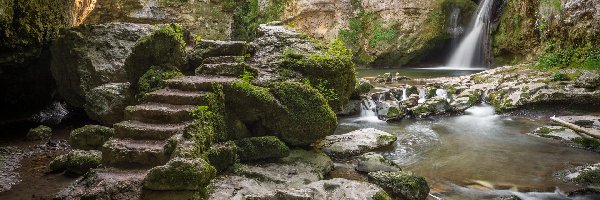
[447,0,495,69]
[448,6,463,50]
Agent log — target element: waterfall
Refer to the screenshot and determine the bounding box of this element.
[401,88,407,101]
[447,0,495,69]
[418,88,426,104]
[448,6,463,50]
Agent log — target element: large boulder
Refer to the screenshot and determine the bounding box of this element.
[143,158,216,191]
[235,136,290,162]
[84,83,133,124]
[51,23,157,124]
[48,150,102,175]
[26,125,52,141]
[316,128,397,158]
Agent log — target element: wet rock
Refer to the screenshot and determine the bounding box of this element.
[69,125,114,150]
[529,126,581,140]
[235,136,290,162]
[356,152,401,173]
[575,71,600,89]
[204,142,238,173]
[51,23,157,124]
[48,150,102,175]
[143,157,216,191]
[337,100,362,116]
[376,100,406,121]
[410,96,451,118]
[368,171,430,200]
[563,163,600,186]
[271,178,392,200]
[316,128,397,158]
[208,149,334,199]
[450,89,482,112]
[26,125,52,141]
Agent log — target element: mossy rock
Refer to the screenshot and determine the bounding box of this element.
[405,86,419,97]
[368,171,430,200]
[235,136,290,162]
[48,150,102,175]
[351,80,374,99]
[69,125,114,150]
[143,157,216,191]
[267,82,338,145]
[137,66,183,99]
[204,142,238,173]
[26,125,52,141]
[125,24,187,89]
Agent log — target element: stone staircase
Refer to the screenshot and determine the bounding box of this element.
[95,40,248,196]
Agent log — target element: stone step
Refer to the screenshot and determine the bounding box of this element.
[195,63,251,77]
[102,139,170,168]
[165,76,238,91]
[125,103,195,124]
[114,120,191,140]
[195,40,248,57]
[145,89,210,105]
[202,56,245,64]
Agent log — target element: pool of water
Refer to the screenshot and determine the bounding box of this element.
[357,67,484,79]
[336,104,600,199]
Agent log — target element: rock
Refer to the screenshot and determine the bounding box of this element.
[563,163,600,186]
[356,152,402,173]
[316,128,397,158]
[26,125,52,141]
[69,125,114,150]
[208,149,335,199]
[56,168,147,199]
[368,171,430,200]
[376,100,407,121]
[48,150,102,175]
[204,142,238,173]
[529,126,581,141]
[235,136,290,162]
[575,71,600,88]
[410,96,451,118]
[268,178,392,200]
[450,89,482,112]
[83,83,133,124]
[337,100,362,116]
[352,79,375,99]
[51,23,157,125]
[143,157,216,191]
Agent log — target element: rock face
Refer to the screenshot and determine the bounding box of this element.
[316,128,397,158]
[51,23,157,124]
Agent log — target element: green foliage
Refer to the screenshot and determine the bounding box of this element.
[551,72,570,81]
[282,39,357,110]
[535,43,600,70]
[137,66,183,98]
[572,138,600,150]
[227,0,288,41]
[303,79,339,105]
[235,136,290,162]
[574,168,600,185]
[338,10,396,64]
[240,70,256,83]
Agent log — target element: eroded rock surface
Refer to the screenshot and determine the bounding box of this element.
[316,128,397,158]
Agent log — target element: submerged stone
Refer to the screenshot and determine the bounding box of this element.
[143,157,216,191]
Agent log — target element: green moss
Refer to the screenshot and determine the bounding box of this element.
[26,125,52,141]
[125,24,187,88]
[69,125,114,150]
[574,120,594,127]
[536,43,600,70]
[406,86,419,97]
[204,142,238,173]
[282,39,357,111]
[372,191,393,200]
[235,136,290,162]
[143,158,217,190]
[368,171,430,200]
[137,66,183,99]
[48,150,101,176]
[574,168,600,185]
[227,0,288,41]
[352,80,374,99]
[571,138,600,150]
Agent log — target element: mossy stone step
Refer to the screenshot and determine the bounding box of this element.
[195,63,252,77]
[114,120,191,140]
[145,89,210,105]
[124,103,195,124]
[195,40,248,57]
[102,139,171,169]
[165,76,238,91]
[202,56,245,64]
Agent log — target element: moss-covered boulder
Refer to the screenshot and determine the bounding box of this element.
[69,125,114,150]
[574,168,600,185]
[125,24,187,90]
[26,125,52,141]
[223,81,338,146]
[368,171,430,200]
[204,142,238,173]
[267,82,338,145]
[143,157,216,191]
[48,150,102,175]
[235,136,290,162]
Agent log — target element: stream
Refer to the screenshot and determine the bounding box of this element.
[339,68,600,199]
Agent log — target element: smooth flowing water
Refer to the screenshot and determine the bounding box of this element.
[447,0,495,69]
[337,104,600,199]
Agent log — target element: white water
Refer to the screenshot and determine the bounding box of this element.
[353,98,384,123]
[446,0,495,69]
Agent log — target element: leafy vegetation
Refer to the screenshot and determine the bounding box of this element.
[535,42,600,70]
[224,0,288,41]
[137,66,183,99]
